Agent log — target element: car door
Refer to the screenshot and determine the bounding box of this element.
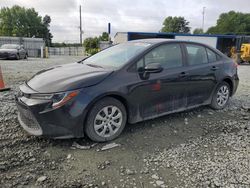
[183,43,222,106]
[128,42,189,120]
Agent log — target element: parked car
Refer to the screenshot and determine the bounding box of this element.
[15,39,239,142]
[0,44,28,60]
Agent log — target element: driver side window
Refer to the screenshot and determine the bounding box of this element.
[137,43,183,70]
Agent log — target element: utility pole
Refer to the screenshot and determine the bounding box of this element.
[108,23,111,42]
[79,5,83,45]
[202,7,206,31]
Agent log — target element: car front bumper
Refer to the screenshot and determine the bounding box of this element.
[15,88,87,139]
[0,52,17,59]
[17,106,43,136]
[0,52,9,59]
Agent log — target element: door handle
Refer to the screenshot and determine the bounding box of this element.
[179,72,189,77]
[211,66,219,71]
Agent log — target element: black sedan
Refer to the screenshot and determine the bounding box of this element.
[0,44,28,60]
[15,39,239,142]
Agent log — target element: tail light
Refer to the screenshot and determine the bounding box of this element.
[233,62,238,68]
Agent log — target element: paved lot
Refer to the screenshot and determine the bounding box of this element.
[0,57,250,188]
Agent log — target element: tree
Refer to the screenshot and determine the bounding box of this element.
[99,32,109,41]
[206,11,250,35]
[42,15,53,46]
[83,37,99,55]
[206,26,217,34]
[83,32,111,55]
[193,28,204,34]
[161,16,190,33]
[0,5,53,46]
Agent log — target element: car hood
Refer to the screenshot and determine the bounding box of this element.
[0,49,17,53]
[27,63,113,93]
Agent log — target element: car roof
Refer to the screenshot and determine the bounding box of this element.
[128,38,228,59]
[128,38,209,46]
[128,38,173,44]
[1,44,19,47]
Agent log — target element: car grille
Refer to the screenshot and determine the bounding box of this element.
[17,103,41,131]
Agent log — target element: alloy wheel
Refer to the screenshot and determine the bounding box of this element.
[216,85,229,107]
[94,105,123,138]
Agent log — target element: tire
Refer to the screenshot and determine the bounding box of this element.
[85,97,127,142]
[210,82,230,110]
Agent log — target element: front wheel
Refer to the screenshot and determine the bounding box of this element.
[210,82,230,110]
[85,97,127,142]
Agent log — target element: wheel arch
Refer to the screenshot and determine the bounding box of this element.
[82,92,130,129]
[222,77,233,96]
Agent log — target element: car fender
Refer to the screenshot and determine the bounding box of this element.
[209,76,235,102]
[81,91,131,127]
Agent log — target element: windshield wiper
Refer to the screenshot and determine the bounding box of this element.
[86,63,103,68]
[77,57,88,63]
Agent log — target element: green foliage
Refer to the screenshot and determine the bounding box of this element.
[0,5,52,46]
[193,28,204,34]
[83,32,110,55]
[99,32,109,41]
[83,37,99,55]
[206,11,250,35]
[161,16,190,33]
[42,15,53,46]
[87,48,99,55]
[206,26,217,34]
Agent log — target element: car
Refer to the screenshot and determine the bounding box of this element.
[0,44,28,60]
[15,39,239,142]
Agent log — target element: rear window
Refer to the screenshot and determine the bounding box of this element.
[206,48,218,63]
[186,44,208,65]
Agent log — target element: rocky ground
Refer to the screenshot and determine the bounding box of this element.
[0,57,249,188]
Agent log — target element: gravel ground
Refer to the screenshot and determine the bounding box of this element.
[0,57,249,188]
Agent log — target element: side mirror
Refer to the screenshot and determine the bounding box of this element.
[138,63,163,80]
[144,63,163,73]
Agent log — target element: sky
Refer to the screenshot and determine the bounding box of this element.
[0,0,249,43]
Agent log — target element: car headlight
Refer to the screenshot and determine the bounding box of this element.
[29,93,53,100]
[51,91,79,109]
[29,90,79,109]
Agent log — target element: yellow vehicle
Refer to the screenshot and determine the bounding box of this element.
[230,43,250,64]
[240,43,250,62]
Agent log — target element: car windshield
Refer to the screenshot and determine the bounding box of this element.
[83,42,151,68]
[1,44,19,49]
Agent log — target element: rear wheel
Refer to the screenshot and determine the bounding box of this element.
[210,82,230,110]
[85,97,127,142]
